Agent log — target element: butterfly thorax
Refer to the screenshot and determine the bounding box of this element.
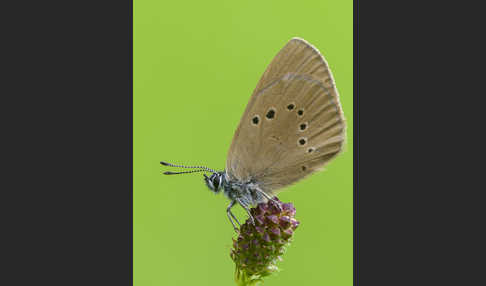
[204,171,266,207]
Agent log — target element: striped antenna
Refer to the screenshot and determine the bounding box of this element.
[160,161,218,174]
[163,169,207,175]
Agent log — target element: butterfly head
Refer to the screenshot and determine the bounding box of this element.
[161,161,225,194]
[204,172,224,193]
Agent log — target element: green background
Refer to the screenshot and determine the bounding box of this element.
[134,1,353,285]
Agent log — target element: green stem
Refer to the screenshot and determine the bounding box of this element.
[235,266,263,286]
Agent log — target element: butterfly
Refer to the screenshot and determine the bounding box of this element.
[161,38,345,231]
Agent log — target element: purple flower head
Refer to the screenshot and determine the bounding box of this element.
[262,232,271,242]
[270,227,281,236]
[255,226,265,234]
[282,228,294,239]
[279,215,291,228]
[267,215,279,224]
[282,203,296,216]
[291,218,300,229]
[255,215,265,225]
[231,197,300,284]
[257,203,268,214]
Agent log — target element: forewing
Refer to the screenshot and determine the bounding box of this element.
[226,38,345,194]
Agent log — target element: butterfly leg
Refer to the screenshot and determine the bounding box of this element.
[236,198,256,225]
[227,200,240,232]
[255,187,282,211]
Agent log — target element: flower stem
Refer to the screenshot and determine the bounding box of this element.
[235,266,262,286]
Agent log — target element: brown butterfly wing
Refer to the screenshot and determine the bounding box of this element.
[226,38,345,194]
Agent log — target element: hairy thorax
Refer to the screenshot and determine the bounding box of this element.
[222,173,267,207]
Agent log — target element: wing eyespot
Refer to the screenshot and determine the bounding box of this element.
[251,115,260,125]
[297,109,304,116]
[287,103,295,111]
[266,108,276,119]
[298,137,307,146]
[299,122,308,131]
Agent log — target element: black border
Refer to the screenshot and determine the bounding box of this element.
[128,0,134,283]
[353,0,359,284]
[4,1,133,284]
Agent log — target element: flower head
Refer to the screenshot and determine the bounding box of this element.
[230,197,300,285]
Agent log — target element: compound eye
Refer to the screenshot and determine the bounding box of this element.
[212,175,220,189]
